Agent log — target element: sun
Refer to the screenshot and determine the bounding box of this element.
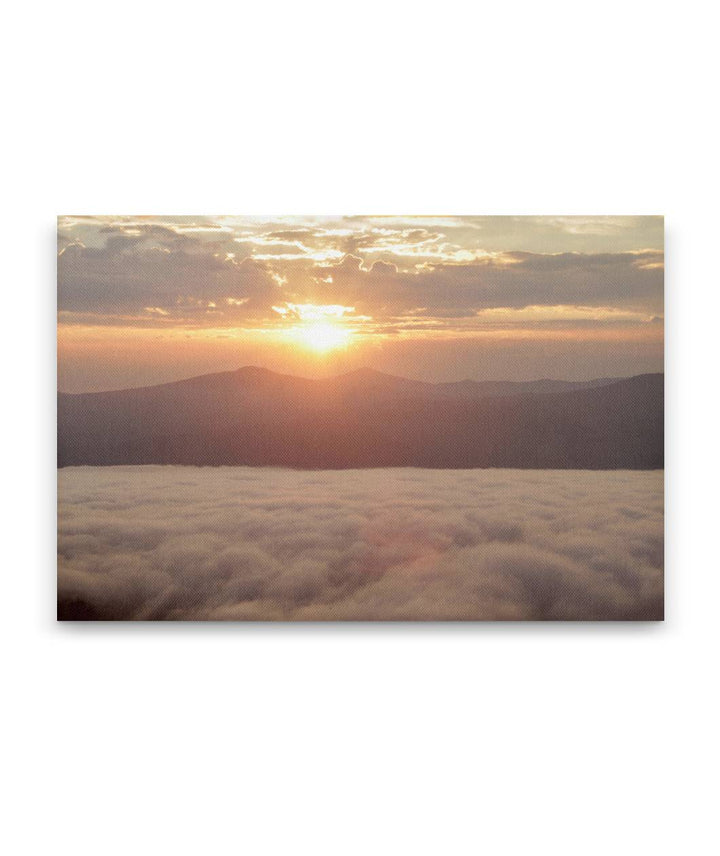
[272,303,356,354]
[295,321,351,353]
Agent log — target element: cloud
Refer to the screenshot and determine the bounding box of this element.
[58,467,663,621]
[58,233,281,323]
[311,250,664,319]
[56,217,664,330]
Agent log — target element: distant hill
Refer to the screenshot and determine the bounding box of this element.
[57,367,664,469]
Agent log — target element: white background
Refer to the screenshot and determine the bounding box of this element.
[2,1,718,854]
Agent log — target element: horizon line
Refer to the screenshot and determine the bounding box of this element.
[57,364,664,396]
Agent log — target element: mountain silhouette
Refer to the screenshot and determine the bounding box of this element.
[57,367,663,469]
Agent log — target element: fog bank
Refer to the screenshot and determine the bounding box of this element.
[58,467,663,620]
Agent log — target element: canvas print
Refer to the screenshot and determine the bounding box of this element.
[57,216,664,620]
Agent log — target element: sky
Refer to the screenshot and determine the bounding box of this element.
[57,215,664,392]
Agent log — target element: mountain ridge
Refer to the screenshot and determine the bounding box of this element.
[59,365,630,398]
[58,368,663,469]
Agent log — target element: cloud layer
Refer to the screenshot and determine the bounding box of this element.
[57,215,664,330]
[58,467,663,620]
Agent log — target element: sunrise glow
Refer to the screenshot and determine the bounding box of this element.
[290,321,352,352]
[269,303,356,353]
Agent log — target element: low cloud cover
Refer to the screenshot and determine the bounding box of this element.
[58,467,663,621]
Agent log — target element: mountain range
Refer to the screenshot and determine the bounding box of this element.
[57,367,664,469]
